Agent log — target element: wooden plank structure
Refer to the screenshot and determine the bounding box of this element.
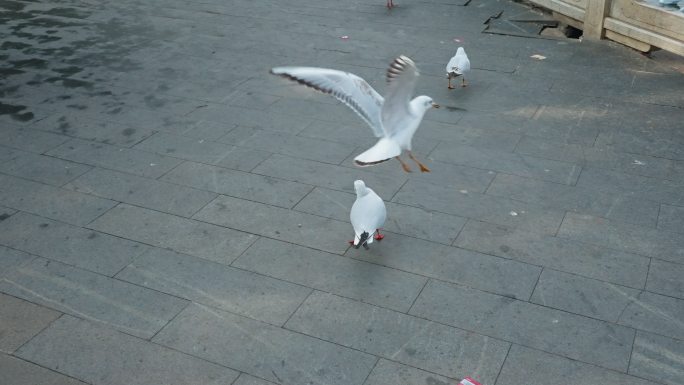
[528,0,684,55]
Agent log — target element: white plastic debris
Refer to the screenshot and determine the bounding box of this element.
[633,160,645,165]
[459,377,483,385]
[459,189,468,194]
[150,163,157,166]
[530,54,546,60]
[509,211,518,216]
[340,35,349,40]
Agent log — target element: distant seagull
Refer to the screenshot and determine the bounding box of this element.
[270,55,439,173]
[387,0,395,9]
[446,47,470,89]
[349,180,386,250]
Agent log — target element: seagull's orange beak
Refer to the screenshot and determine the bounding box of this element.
[432,103,440,109]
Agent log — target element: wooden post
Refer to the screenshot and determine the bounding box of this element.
[584,0,611,39]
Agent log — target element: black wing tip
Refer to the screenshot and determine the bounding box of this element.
[354,158,392,167]
[386,55,415,83]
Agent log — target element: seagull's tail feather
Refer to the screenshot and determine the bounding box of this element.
[354,232,371,250]
[354,138,402,167]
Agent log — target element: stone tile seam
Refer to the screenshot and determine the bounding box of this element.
[2,297,64,354]
[279,288,316,328]
[492,343,512,385]
[405,279,430,315]
[359,357,381,385]
[280,289,637,376]
[9,349,96,385]
[147,301,193,342]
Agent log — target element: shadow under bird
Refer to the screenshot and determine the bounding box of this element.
[349,180,386,250]
[446,47,470,89]
[270,55,439,173]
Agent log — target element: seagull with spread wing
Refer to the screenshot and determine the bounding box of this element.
[270,55,439,173]
[446,47,470,89]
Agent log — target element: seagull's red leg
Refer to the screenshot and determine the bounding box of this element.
[374,229,384,241]
[408,151,430,173]
[396,156,412,173]
[462,77,467,87]
[448,76,454,89]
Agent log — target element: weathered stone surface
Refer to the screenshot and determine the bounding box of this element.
[15,315,239,385]
[364,359,459,385]
[0,293,61,353]
[0,173,117,226]
[65,167,217,217]
[89,204,257,265]
[0,258,188,339]
[498,345,652,385]
[646,259,684,299]
[618,291,684,340]
[117,247,311,325]
[410,280,635,371]
[153,303,377,385]
[0,148,91,186]
[194,195,349,254]
[630,331,684,385]
[161,161,311,208]
[0,212,148,276]
[285,292,509,384]
[234,238,426,312]
[0,353,87,385]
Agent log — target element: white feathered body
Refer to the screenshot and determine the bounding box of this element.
[446,47,470,77]
[350,182,386,246]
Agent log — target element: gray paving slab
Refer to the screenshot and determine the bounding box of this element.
[0,293,61,354]
[421,122,522,152]
[455,217,646,290]
[646,259,684,299]
[0,353,87,385]
[430,142,581,185]
[347,232,540,300]
[514,136,584,164]
[293,187,467,245]
[160,161,312,209]
[30,112,156,147]
[117,247,311,325]
[410,280,635,371]
[46,138,183,179]
[497,345,652,385]
[0,245,34,279]
[0,124,69,154]
[153,303,377,385]
[233,374,278,385]
[394,180,566,235]
[630,331,684,385]
[234,238,426,312]
[0,206,17,222]
[134,132,267,167]
[65,167,217,217]
[0,212,148,276]
[285,291,509,384]
[0,257,188,339]
[15,315,239,385]
[486,173,660,227]
[558,212,684,264]
[155,117,237,140]
[89,203,257,265]
[218,126,354,164]
[657,203,684,234]
[0,148,92,186]
[577,167,684,206]
[253,154,407,199]
[0,173,117,226]
[364,359,459,385]
[618,291,684,341]
[187,105,312,135]
[194,194,350,255]
[530,269,640,322]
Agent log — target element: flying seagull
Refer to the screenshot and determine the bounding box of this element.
[349,180,386,250]
[270,55,439,173]
[446,47,470,89]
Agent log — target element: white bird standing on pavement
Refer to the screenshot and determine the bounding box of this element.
[446,47,470,89]
[349,180,386,250]
[270,55,439,173]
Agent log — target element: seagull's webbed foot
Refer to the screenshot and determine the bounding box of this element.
[348,240,355,245]
[396,156,412,173]
[408,151,431,173]
[448,78,454,89]
[374,230,384,241]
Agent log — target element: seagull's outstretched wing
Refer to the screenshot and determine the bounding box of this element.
[381,56,419,136]
[270,66,385,137]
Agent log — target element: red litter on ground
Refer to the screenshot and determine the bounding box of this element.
[459,377,483,385]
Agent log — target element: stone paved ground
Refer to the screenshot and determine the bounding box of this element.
[1,0,683,384]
